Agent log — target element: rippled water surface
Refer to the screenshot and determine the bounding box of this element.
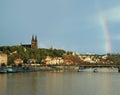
[0,72,120,95]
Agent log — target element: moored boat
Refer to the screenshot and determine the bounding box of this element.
[0,68,7,73]
[7,68,17,73]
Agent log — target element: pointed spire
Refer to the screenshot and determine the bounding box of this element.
[32,35,34,41]
[35,35,37,41]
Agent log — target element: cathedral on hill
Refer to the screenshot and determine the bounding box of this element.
[21,35,38,49]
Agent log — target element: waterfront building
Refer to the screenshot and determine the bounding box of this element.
[21,35,38,49]
[0,52,7,66]
[14,58,23,65]
[79,54,113,64]
[42,57,64,65]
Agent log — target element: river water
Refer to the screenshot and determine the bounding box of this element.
[0,72,120,95]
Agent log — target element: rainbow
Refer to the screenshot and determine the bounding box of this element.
[99,15,112,53]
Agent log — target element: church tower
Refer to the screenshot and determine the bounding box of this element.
[31,35,38,49]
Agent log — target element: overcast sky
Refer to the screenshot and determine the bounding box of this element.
[1,0,120,54]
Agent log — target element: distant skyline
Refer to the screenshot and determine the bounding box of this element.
[1,0,120,54]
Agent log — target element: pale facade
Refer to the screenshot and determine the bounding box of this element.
[0,53,7,66]
[79,54,111,64]
[42,57,64,65]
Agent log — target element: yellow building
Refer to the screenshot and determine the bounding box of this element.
[0,53,7,66]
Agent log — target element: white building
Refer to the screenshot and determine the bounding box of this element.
[42,57,64,65]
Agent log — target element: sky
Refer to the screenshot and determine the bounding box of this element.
[0,0,120,54]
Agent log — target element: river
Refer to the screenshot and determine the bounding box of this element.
[0,72,120,95]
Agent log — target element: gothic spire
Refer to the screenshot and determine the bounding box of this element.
[35,35,37,41]
[32,35,34,41]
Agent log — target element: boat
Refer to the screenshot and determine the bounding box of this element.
[93,67,118,73]
[7,68,17,73]
[0,68,7,73]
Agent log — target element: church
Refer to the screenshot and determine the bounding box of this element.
[21,35,38,49]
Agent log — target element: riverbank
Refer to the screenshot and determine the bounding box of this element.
[0,65,80,73]
[0,65,120,73]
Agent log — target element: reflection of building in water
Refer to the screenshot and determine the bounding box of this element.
[0,74,7,95]
[0,51,7,66]
[6,73,39,95]
[21,35,38,49]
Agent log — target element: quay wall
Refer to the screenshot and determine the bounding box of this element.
[35,65,79,72]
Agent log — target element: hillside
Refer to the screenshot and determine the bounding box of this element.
[0,46,120,65]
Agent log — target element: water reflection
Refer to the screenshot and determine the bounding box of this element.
[0,72,120,95]
[0,74,7,95]
[7,72,39,95]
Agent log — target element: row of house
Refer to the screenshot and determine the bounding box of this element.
[42,56,73,65]
[0,51,72,66]
[14,58,37,65]
[79,54,113,64]
[0,51,113,66]
[13,54,113,65]
[0,51,38,66]
[13,57,74,65]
